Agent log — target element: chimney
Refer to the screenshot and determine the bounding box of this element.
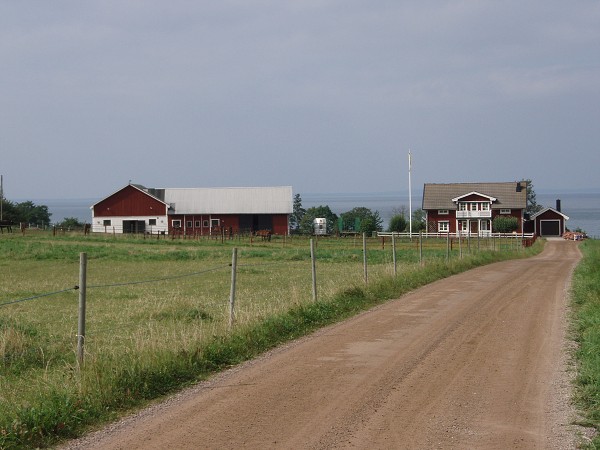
[556,199,561,212]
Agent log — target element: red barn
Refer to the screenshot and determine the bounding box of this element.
[91,184,292,236]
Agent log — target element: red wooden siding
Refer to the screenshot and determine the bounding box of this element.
[271,215,289,235]
[94,185,166,217]
[534,210,565,236]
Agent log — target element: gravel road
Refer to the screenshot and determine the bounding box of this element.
[63,239,582,449]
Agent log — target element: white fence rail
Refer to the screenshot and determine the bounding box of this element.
[377,231,535,239]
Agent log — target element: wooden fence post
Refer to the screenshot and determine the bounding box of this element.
[77,252,87,368]
[419,231,423,266]
[362,233,368,284]
[229,248,238,329]
[310,239,317,302]
[392,233,397,277]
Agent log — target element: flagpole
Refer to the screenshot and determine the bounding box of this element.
[408,150,412,239]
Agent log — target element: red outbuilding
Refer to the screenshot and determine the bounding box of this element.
[91,184,293,236]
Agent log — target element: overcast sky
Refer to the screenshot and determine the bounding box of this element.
[2,1,599,200]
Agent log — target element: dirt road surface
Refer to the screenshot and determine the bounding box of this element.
[65,240,581,449]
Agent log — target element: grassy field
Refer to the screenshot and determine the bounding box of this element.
[1,231,541,448]
[571,239,600,447]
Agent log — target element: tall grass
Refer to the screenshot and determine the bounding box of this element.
[571,239,600,447]
[0,231,542,448]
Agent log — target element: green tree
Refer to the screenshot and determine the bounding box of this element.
[387,214,407,232]
[290,193,306,232]
[1,200,51,225]
[340,207,383,235]
[299,205,338,235]
[522,178,543,216]
[14,201,51,226]
[57,217,85,229]
[410,208,426,232]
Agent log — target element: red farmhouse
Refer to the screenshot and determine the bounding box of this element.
[422,181,528,235]
[91,184,292,236]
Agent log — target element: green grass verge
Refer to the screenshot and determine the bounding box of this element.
[571,239,600,447]
[0,233,542,449]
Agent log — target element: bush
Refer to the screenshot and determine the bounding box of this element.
[388,215,407,232]
[493,216,518,233]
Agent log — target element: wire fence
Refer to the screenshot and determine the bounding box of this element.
[1,232,533,368]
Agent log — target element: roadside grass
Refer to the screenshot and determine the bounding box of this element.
[571,239,600,447]
[0,232,541,449]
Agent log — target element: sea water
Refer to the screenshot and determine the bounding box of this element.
[25,191,600,238]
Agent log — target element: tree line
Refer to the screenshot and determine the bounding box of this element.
[289,194,426,236]
[0,197,84,229]
[289,180,543,236]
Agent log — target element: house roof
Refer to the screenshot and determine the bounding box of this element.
[422,181,527,210]
[531,207,569,221]
[144,186,293,215]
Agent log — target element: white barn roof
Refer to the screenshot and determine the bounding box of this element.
[151,186,293,215]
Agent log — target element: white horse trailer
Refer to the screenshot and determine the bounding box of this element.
[313,218,327,235]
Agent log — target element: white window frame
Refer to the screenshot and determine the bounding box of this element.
[172,220,181,228]
[211,218,220,228]
[481,203,490,211]
[459,203,467,211]
[103,219,111,226]
[438,221,449,232]
[500,209,511,214]
[438,209,449,215]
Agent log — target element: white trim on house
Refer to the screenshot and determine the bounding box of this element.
[451,191,497,203]
[531,207,569,221]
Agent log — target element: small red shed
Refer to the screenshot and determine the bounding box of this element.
[531,207,569,237]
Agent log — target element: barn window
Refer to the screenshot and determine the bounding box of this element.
[186,221,193,228]
[211,219,220,228]
[103,219,111,226]
[203,220,209,227]
[172,220,181,228]
[195,221,201,227]
[149,219,156,226]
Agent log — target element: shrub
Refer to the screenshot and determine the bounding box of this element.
[493,216,518,233]
[387,214,407,232]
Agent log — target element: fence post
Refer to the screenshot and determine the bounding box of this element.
[392,233,397,276]
[229,248,238,330]
[310,239,317,302]
[419,231,423,266]
[459,233,463,259]
[77,252,87,368]
[446,232,450,262]
[362,232,368,284]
